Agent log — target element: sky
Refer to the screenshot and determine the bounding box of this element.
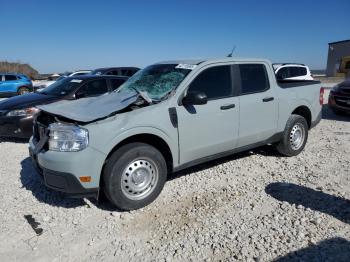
[1,0,349,73]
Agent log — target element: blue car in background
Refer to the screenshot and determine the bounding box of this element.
[0,73,33,97]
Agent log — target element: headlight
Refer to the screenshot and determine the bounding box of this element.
[48,123,89,152]
[6,107,39,117]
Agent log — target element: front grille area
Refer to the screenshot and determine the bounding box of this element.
[334,95,350,108]
[33,111,56,150]
[340,88,350,95]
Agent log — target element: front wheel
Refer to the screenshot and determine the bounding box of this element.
[276,115,308,157]
[102,142,167,211]
[18,87,30,95]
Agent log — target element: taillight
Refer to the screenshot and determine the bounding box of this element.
[319,87,324,105]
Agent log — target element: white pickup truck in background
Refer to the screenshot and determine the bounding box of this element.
[273,63,314,81]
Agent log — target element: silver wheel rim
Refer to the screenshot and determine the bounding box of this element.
[121,158,158,200]
[289,123,305,150]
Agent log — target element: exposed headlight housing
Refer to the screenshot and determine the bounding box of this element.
[48,123,89,152]
[6,107,39,117]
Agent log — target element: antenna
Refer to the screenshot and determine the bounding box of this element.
[227,45,236,57]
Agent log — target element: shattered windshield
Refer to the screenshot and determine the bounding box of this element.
[117,64,192,101]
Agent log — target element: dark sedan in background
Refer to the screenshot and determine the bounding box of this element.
[0,75,128,139]
[328,80,350,115]
[90,67,139,77]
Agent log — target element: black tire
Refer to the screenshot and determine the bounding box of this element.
[102,142,167,211]
[276,114,308,157]
[18,86,30,95]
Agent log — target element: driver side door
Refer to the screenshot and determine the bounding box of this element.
[176,65,239,164]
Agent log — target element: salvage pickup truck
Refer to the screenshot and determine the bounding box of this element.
[29,58,323,210]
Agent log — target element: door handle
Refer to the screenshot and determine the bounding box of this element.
[220,104,235,110]
[262,97,274,102]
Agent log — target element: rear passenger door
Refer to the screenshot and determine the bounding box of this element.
[177,65,239,163]
[237,64,278,147]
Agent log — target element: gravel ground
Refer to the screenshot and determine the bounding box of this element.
[0,95,350,261]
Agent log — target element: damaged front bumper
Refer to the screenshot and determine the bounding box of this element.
[29,137,106,198]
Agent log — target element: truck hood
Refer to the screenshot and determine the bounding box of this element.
[38,90,139,123]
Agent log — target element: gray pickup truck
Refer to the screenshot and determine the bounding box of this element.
[29,58,323,210]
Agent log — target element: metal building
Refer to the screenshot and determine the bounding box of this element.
[326,39,350,77]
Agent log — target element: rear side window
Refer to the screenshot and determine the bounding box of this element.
[290,67,307,77]
[110,78,126,90]
[239,64,269,94]
[188,65,232,100]
[107,70,121,76]
[5,75,17,81]
[128,69,138,76]
[276,67,289,79]
[78,79,108,96]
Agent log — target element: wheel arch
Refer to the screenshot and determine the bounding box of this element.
[100,132,175,189]
[291,105,312,128]
[17,85,31,93]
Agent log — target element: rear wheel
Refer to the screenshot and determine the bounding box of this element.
[102,142,167,211]
[276,115,308,156]
[18,87,30,95]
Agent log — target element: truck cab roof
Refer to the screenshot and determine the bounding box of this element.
[157,57,272,66]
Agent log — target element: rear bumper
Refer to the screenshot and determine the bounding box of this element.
[0,115,34,138]
[29,147,99,198]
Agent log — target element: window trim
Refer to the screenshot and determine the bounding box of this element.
[180,64,236,105]
[237,63,271,96]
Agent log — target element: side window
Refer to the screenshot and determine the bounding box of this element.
[107,70,121,76]
[128,70,137,76]
[77,79,108,97]
[289,67,307,77]
[276,67,290,79]
[299,67,307,76]
[290,67,302,77]
[110,78,126,90]
[5,75,17,81]
[188,65,232,100]
[0,75,3,81]
[239,64,269,94]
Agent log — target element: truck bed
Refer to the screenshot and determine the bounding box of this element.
[278,79,321,89]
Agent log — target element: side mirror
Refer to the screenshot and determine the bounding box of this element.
[182,91,207,105]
